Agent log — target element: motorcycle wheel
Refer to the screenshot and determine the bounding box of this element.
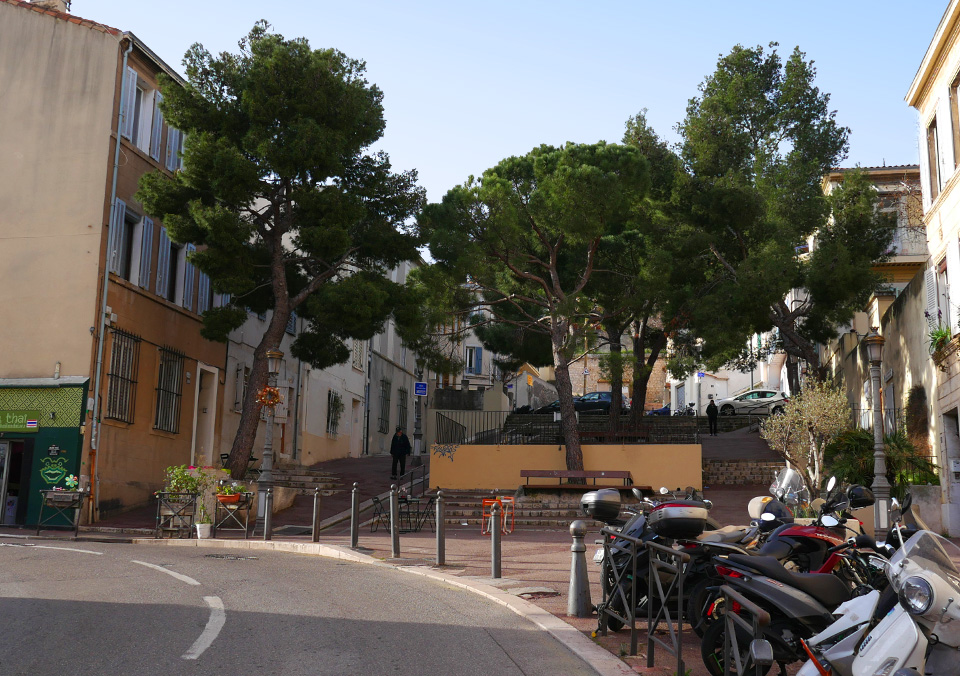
[700,618,774,676]
[686,578,716,638]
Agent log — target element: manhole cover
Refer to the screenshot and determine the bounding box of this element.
[204,554,259,560]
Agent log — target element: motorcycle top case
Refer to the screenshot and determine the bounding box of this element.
[647,500,708,539]
[580,489,621,524]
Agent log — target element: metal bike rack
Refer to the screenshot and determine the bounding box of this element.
[719,584,773,676]
[645,541,691,676]
[597,526,642,654]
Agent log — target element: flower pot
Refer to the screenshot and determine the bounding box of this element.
[217,493,241,504]
[196,523,212,539]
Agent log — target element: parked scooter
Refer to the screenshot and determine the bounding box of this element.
[796,494,956,676]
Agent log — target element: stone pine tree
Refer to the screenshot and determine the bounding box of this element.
[138,23,424,478]
[420,142,650,471]
[676,44,894,389]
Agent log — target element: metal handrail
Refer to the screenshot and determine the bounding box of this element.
[645,541,691,676]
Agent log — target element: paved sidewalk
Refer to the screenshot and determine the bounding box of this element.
[1,461,767,676]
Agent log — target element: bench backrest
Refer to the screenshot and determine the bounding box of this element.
[519,469,632,479]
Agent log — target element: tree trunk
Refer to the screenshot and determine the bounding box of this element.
[605,326,624,428]
[551,327,583,473]
[227,313,289,479]
[628,319,666,424]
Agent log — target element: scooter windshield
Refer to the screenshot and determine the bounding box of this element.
[770,468,804,498]
[888,530,960,590]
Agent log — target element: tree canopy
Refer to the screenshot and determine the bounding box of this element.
[138,23,425,477]
[420,141,650,469]
[674,44,894,388]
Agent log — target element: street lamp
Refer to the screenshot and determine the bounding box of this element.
[864,328,891,540]
[256,348,283,536]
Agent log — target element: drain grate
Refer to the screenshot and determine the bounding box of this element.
[204,554,259,560]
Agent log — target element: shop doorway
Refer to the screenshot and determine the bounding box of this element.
[0,439,32,525]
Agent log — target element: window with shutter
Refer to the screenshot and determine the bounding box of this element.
[165,128,180,171]
[285,311,297,335]
[138,217,154,288]
[197,273,211,314]
[156,227,171,298]
[107,199,127,275]
[120,67,138,140]
[928,117,942,201]
[149,93,164,161]
[182,244,196,310]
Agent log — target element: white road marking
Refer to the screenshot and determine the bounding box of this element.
[182,596,226,660]
[131,560,201,586]
[0,543,102,555]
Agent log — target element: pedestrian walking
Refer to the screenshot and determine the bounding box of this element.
[390,426,412,479]
[706,397,719,436]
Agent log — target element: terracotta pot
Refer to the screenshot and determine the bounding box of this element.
[217,493,241,504]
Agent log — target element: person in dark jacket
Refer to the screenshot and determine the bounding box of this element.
[706,398,719,436]
[390,426,412,479]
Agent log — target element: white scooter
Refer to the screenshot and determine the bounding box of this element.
[798,497,960,676]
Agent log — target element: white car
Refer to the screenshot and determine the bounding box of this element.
[715,389,789,416]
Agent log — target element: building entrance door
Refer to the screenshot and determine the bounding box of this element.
[1,440,29,525]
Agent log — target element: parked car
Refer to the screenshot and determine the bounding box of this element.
[645,404,671,416]
[715,389,789,416]
[533,392,628,415]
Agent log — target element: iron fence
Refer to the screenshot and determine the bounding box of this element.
[434,410,700,445]
[850,407,904,435]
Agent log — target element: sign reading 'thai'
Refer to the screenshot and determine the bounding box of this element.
[0,411,41,433]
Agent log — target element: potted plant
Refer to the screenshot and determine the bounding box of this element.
[216,481,247,504]
[930,324,951,354]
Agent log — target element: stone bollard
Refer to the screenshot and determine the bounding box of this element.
[436,490,445,566]
[349,482,359,549]
[568,520,592,617]
[263,488,273,541]
[491,501,502,579]
[311,487,322,543]
[390,484,400,558]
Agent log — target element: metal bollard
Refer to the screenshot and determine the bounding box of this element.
[436,490,445,566]
[349,482,359,549]
[263,488,273,541]
[311,487,322,543]
[567,520,592,617]
[390,484,400,558]
[491,502,502,578]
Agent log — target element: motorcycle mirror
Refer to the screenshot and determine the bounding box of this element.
[760,512,776,522]
[821,515,840,528]
[659,487,669,495]
[703,499,713,510]
[631,487,645,501]
[889,498,902,525]
[901,493,913,513]
[826,476,837,493]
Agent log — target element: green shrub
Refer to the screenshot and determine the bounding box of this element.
[824,429,939,500]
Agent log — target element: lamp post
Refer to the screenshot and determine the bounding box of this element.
[256,348,283,536]
[864,328,891,541]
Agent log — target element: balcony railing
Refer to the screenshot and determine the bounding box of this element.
[434,410,699,445]
[850,407,903,435]
[888,227,927,257]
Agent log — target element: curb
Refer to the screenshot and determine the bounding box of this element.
[130,536,632,676]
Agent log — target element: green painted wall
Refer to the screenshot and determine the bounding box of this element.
[0,384,87,526]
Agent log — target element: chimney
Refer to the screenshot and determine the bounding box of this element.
[31,0,70,12]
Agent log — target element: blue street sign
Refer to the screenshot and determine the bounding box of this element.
[414,382,428,397]
[697,372,705,378]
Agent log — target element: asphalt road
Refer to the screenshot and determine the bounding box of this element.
[0,540,598,676]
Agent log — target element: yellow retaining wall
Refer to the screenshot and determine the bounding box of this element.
[430,444,702,491]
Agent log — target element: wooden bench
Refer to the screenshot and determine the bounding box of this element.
[520,469,648,492]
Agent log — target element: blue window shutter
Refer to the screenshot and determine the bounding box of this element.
[156,227,170,297]
[149,93,163,160]
[138,217,153,288]
[120,67,137,140]
[182,243,196,309]
[474,347,483,375]
[197,273,210,314]
[107,198,127,275]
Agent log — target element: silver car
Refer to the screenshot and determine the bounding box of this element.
[716,389,789,416]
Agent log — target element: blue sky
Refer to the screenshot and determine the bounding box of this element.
[79,0,948,203]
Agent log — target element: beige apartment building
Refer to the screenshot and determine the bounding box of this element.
[0,0,225,524]
[906,0,960,535]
